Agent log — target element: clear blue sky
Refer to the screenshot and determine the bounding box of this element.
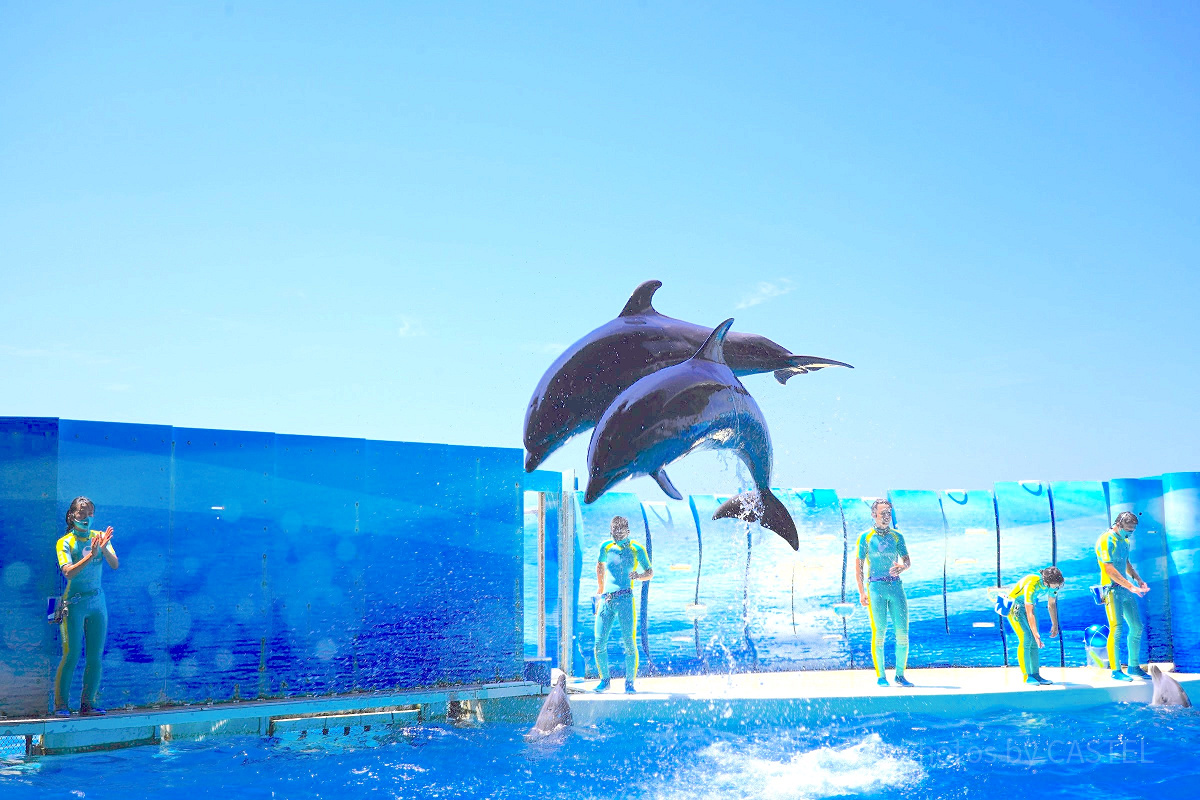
[2,2,1197,498]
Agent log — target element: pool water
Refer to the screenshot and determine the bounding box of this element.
[3,703,1197,799]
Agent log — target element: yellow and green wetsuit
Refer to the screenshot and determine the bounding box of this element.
[857,526,909,680]
[1006,574,1059,681]
[1096,527,1144,674]
[594,538,651,686]
[54,529,111,712]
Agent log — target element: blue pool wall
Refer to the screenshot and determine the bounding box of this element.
[570,472,1200,678]
[0,418,525,718]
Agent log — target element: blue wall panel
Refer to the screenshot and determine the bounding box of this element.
[995,480,1055,668]
[1104,479,1171,664]
[0,419,524,716]
[941,490,1003,667]
[1048,481,1112,667]
[886,490,948,666]
[0,419,60,717]
[56,420,174,708]
[746,489,848,670]
[640,499,702,674]
[689,494,756,671]
[1163,472,1200,671]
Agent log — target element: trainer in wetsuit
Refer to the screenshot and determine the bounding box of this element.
[1006,567,1064,685]
[593,515,652,694]
[53,496,119,716]
[855,499,913,687]
[1096,511,1151,681]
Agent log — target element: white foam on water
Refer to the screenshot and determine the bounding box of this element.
[652,733,923,800]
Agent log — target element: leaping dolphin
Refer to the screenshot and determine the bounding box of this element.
[523,280,851,472]
[584,318,799,550]
[1150,665,1192,707]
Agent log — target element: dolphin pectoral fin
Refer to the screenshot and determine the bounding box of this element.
[653,468,683,500]
[619,280,664,317]
[713,489,799,550]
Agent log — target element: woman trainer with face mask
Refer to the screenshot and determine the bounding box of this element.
[53,496,119,716]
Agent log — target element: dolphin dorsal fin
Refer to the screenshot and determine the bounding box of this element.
[619,280,663,317]
[691,318,734,364]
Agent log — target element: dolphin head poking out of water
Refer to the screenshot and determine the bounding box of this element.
[1150,665,1192,707]
[526,672,573,740]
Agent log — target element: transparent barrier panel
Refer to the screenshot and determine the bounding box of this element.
[0,419,60,717]
[572,492,647,678]
[1109,478,1170,663]
[641,499,702,674]
[886,490,948,666]
[942,490,1003,667]
[996,480,1055,668]
[746,489,849,670]
[271,434,366,695]
[690,494,756,671]
[1051,481,1116,666]
[56,420,173,709]
[840,497,877,671]
[521,471,562,666]
[1162,472,1200,669]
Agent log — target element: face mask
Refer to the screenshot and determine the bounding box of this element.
[73,516,93,532]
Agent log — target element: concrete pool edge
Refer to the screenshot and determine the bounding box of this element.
[0,680,547,755]
[567,664,1200,724]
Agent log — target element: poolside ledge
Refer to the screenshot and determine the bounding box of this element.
[568,664,1200,725]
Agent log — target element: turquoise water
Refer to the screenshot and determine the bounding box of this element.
[3,704,1197,799]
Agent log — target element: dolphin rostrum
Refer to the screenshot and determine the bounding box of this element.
[1150,665,1192,707]
[525,672,573,740]
[584,318,799,550]
[523,280,851,472]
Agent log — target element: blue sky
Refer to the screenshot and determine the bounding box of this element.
[2,2,1197,498]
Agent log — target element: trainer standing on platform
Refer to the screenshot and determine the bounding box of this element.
[856,499,913,687]
[1096,511,1151,681]
[593,515,652,694]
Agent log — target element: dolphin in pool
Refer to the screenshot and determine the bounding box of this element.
[1150,665,1192,707]
[523,280,851,472]
[584,318,799,550]
[525,673,573,740]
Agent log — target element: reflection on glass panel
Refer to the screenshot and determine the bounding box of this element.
[996,480,1055,668]
[887,490,947,667]
[1110,478,1171,663]
[1049,481,1112,666]
[745,489,848,670]
[572,491,646,678]
[840,496,877,672]
[689,494,756,671]
[942,489,1003,667]
[641,499,702,674]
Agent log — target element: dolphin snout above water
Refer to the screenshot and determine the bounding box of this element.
[526,672,573,740]
[1150,665,1192,707]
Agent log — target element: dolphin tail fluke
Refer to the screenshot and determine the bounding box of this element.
[713,489,799,550]
[653,467,683,500]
